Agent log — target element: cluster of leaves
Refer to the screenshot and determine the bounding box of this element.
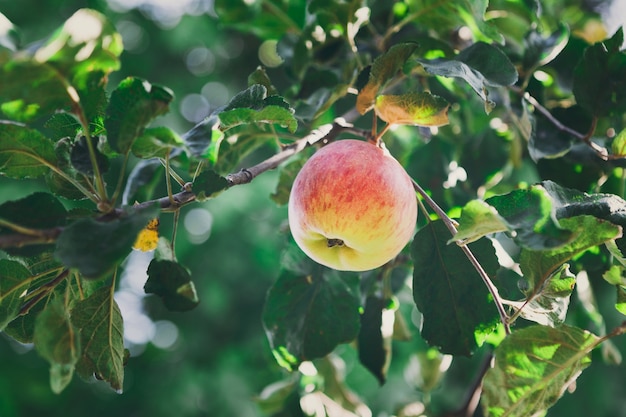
[2,2,626,417]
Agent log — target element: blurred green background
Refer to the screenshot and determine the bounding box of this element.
[0,1,291,416]
[1,1,626,416]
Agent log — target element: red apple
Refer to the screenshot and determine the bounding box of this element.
[288,139,417,271]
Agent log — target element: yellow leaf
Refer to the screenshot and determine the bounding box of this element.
[374,92,449,126]
[133,218,159,252]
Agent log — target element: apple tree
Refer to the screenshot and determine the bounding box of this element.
[1,1,626,416]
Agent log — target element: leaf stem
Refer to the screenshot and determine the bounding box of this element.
[110,151,131,207]
[19,269,70,316]
[412,179,511,335]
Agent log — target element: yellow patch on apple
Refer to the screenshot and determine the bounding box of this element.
[288,139,417,271]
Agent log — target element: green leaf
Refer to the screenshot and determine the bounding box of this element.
[217,84,296,132]
[0,9,122,122]
[616,285,626,316]
[573,28,626,117]
[182,114,222,158]
[522,24,569,70]
[44,113,81,139]
[193,170,229,202]
[31,9,122,78]
[482,324,600,417]
[374,92,449,126]
[72,285,125,392]
[412,220,500,356]
[219,105,297,133]
[105,77,174,154]
[248,66,278,96]
[121,159,162,205]
[453,0,504,44]
[54,204,160,279]
[263,246,361,370]
[34,298,80,394]
[357,295,391,385]
[0,63,73,122]
[144,259,200,312]
[70,136,109,175]
[212,127,268,174]
[46,137,92,201]
[484,185,573,249]
[512,263,575,326]
[0,121,57,178]
[541,180,626,226]
[131,126,183,159]
[270,157,306,206]
[519,216,620,310]
[0,259,31,331]
[0,192,67,257]
[453,200,509,244]
[356,42,419,114]
[418,42,518,112]
[611,127,626,157]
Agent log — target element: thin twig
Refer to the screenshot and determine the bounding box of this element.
[515,89,608,160]
[412,179,512,335]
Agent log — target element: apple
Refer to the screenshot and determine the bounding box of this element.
[288,139,417,271]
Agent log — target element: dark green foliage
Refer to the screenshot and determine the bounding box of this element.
[0,2,626,417]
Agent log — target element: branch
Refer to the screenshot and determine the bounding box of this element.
[0,118,363,248]
[226,118,359,186]
[514,88,609,160]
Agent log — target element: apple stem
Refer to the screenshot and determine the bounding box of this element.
[412,178,512,335]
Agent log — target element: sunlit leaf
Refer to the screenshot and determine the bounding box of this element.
[511,264,575,327]
[34,298,80,394]
[611,128,626,157]
[356,42,419,114]
[482,324,600,417]
[145,259,200,312]
[131,126,183,159]
[263,245,361,370]
[519,216,620,314]
[573,28,626,117]
[105,77,174,154]
[54,204,160,279]
[453,200,508,244]
[72,286,125,392]
[453,0,504,44]
[412,220,500,356]
[219,105,297,133]
[0,9,121,122]
[0,121,57,178]
[374,92,449,126]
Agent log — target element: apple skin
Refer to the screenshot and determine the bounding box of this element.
[288,139,417,271]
